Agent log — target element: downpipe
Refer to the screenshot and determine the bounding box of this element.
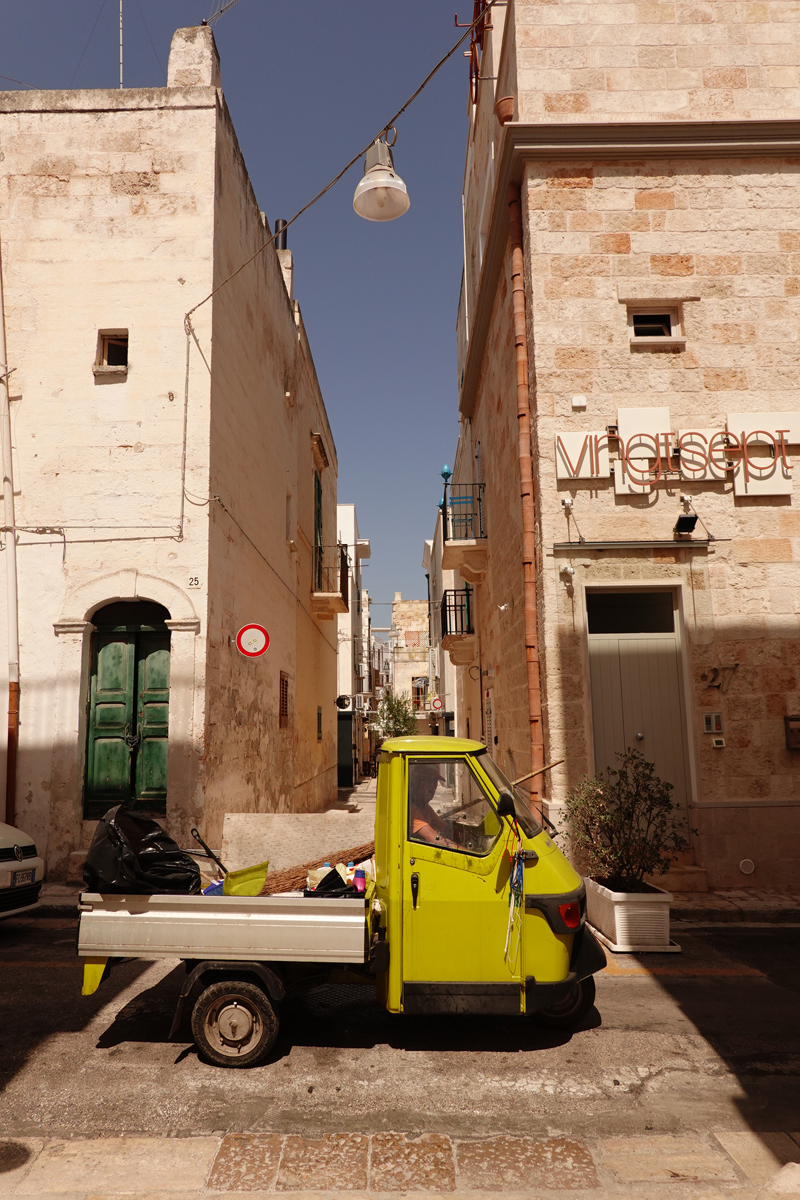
[0,236,19,827]
[507,182,545,808]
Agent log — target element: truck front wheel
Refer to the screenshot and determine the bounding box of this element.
[536,975,596,1029]
[191,979,279,1068]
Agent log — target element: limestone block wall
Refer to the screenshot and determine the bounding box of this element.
[0,85,217,871]
[522,155,800,884]
[201,92,337,845]
[513,0,800,123]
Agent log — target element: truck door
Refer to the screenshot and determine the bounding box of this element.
[401,756,521,1005]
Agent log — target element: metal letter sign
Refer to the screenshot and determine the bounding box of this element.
[236,624,270,657]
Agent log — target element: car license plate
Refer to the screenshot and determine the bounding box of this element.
[12,869,33,887]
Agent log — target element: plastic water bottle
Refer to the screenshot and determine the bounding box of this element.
[354,867,366,894]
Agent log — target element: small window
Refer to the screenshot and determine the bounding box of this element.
[94,330,129,376]
[587,590,674,634]
[407,758,502,856]
[633,313,671,338]
[627,308,685,350]
[412,676,428,711]
[317,706,323,741]
[279,673,289,728]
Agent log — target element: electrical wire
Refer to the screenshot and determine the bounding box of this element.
[207,0,243,25]
[0,74,35,90]
[70,0,109,88]
[184,0,502,328]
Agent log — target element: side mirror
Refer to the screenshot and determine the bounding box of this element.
[495,791,515,819]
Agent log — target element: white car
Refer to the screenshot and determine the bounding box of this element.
[0,821,45,917]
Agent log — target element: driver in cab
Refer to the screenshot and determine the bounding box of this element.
[409,764,458,849]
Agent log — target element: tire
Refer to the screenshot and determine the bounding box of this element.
[190,979,279,1068]
[535,975,596,1029]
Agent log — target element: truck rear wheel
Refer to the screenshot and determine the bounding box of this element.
[536,975,596,1029]
[191,979,279,1068]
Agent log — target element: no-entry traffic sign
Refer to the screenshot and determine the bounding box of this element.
[431,696,444,711]
[236,624,270,657]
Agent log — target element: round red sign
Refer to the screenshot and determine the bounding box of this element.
[236,624,270,657]
[431,696,444,711]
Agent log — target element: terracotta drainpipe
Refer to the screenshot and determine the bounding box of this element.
[0,236,20,827]
[508,182,545,807]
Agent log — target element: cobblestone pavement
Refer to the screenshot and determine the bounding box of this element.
[0,1128,798,1196]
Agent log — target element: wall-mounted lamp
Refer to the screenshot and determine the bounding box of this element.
[561,498,573,514]
[561,565,575,578]
[441,464,452,483]
[676,494,715,541]
[673,513,699,536]
[497,601,513,612]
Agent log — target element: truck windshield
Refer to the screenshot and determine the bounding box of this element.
[475,754,543,839]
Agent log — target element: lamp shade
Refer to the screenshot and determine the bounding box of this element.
[353,140,410,222]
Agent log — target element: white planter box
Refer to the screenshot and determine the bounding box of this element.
[585,877,679,953]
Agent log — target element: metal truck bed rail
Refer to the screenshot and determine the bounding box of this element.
[78,892,368,963]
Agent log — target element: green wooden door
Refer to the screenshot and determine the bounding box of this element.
[85,634,137,812]
[84,605,171,818]
[135,633,171,805]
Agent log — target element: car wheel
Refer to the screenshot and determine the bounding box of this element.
[191,979,279,1068]
[536,975,596,1029]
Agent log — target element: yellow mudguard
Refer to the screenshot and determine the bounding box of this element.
[82,957,109,996]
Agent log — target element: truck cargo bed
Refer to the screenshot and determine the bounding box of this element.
[78,892,368,963]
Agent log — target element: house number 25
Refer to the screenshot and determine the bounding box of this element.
[188,576,200,588]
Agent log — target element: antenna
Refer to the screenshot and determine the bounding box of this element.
[119,0,123,89]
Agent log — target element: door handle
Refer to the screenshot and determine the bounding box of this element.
[635,732,644,741]
[123,724,140,750]
[410,872,419,910]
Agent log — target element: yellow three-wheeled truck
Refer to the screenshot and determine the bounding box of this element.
[78,738,606,1066]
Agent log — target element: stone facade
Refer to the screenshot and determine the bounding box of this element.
[0,27,339,876]
[391,594,432,731]
[449,0,800,888]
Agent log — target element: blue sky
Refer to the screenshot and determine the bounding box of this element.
[1,1,470,612]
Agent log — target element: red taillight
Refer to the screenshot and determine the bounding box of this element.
[559,901,581,930]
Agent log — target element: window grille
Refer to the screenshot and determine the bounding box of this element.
[279,673,289,728]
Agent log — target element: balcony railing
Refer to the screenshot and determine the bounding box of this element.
[441,587,473,639]
[443,482,485,543]
[311,544,349,617]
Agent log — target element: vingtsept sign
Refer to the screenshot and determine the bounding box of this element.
[555,408,800,497]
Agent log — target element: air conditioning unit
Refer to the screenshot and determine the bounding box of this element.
[354,662,366,678]
[355,694,367,711]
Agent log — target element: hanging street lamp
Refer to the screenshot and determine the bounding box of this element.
[353,133,410,222]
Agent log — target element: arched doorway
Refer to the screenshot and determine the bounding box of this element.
[84,601,171,818]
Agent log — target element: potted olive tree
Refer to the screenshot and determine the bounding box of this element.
[564,749,692,953]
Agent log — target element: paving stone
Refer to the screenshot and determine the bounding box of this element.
[715,1133,800,1186]
[13,1137,220,1194]
[599,1135,738,1184]
[456,1136,599,1190]
[0,1138,44,1193]
[277,1134,368,1191]
[369,1133,456,1192]
[207,1135,283,1192]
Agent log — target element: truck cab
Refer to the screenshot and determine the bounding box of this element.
[375,737,605,1024]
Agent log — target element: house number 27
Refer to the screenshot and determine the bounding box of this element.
[188,576,200,588]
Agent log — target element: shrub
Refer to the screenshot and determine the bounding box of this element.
[369,691,419,740]
[564,748,692,891]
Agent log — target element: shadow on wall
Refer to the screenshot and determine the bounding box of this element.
[553,615,800,889]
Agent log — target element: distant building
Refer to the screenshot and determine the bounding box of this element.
[444,0,800,889]
[423,527,458,739]
[335,505,370,786]
[0,26,343,878]
[391,593,432,734]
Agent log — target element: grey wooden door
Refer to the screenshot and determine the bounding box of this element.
[588,598,690,814]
